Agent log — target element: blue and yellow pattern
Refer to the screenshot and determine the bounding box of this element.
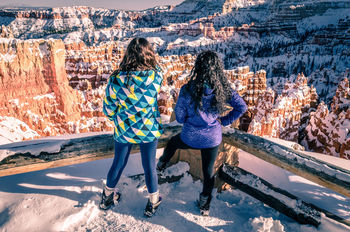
[103,69,163,143]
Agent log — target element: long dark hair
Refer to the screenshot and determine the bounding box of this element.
[119,37,159,71]
[186,51,232,114]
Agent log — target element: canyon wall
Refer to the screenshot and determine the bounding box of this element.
[0,37,348,158]
[0,38,113,141]
[0,1,349,158]
[303,77,350,159]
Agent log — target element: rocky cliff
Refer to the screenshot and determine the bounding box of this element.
[247,73,318,140]
[303,77,350,159]
[0,38,113,141]
[0,1,349,158]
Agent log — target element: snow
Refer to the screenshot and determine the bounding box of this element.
[8,99,19,105]
[0,53,16,62]
[0,117,40,148]
[0,151,349,231]
[264,137,350,172]
[147,37,165,47]
[297,8,350,34]
[239,152,350,221]
[270,142,350,183]
[227,0,267,9]
[0,131,112,162]
[252,216,285,231]
[172,2,197,13]
[33,93,55,100]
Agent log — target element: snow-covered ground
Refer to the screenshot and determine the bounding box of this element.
[0,148,349,231]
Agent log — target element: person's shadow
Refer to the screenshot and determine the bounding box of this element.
[0,157,110,206]
[0,158,236,231]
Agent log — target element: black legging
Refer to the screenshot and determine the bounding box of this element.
[159,133,220,196]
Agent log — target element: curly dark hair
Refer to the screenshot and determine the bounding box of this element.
[186,51,232,114]
[119,37,159,71]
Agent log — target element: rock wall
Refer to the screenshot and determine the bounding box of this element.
[65,41,124,90]
[0,25,13,38]
[303,78,350,159]
[0,38,113,138]
[247,74,318,140]
[0,1,349,158]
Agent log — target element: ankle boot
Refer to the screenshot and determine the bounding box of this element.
[99,186,121,210]
[196,193,212,216]
[144,191,162,217]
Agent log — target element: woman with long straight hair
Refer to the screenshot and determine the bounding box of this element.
[101,37,163,217]
[157,50,247,216]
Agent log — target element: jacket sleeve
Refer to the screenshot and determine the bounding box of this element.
[103,74,120,121]
[175,86,188,124]
[219,90,248,126]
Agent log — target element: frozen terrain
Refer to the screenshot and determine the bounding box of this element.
[0,148,349,231]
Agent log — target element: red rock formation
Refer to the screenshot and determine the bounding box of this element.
[157,54,195,115]
[41,40,81,122]
[248,88,276,136]
[0,38,113,138]
[247,74,318,142]
[65,41,124,90]
[0,37,347,159]
[175,22,235,40]
[225,66,266,130]
[225,66,254,95]
[276,74,317,141]
[304,78,350,159]
[331,78,350,114]
[0,25,13,38]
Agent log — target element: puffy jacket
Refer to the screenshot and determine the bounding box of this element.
[175,84,247,148]
[103,69,164,143]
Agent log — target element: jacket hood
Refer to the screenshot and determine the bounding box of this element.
[181,84,218,127]
[119,70,157,87]
[203,84,214,96]
[187,83,214,97]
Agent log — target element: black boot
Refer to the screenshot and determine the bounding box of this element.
[99,189,121,210]
[196,193,212,216]
[156,159,168,172]
[144,196,162,217]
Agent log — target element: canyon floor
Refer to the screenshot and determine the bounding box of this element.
[0,145,349,232]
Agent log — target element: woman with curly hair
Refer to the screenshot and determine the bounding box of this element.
[101,37,163,217]
[157,50,247,216]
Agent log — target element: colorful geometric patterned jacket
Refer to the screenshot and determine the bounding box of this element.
[103,69,164,143]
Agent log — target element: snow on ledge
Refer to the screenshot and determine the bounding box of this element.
[0,131,113,162]
[222,128,350,184]
[265,137,350,172]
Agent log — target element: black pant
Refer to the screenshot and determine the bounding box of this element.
[160,134,220,196]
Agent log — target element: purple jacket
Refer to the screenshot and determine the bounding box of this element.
[175,84,248,149]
